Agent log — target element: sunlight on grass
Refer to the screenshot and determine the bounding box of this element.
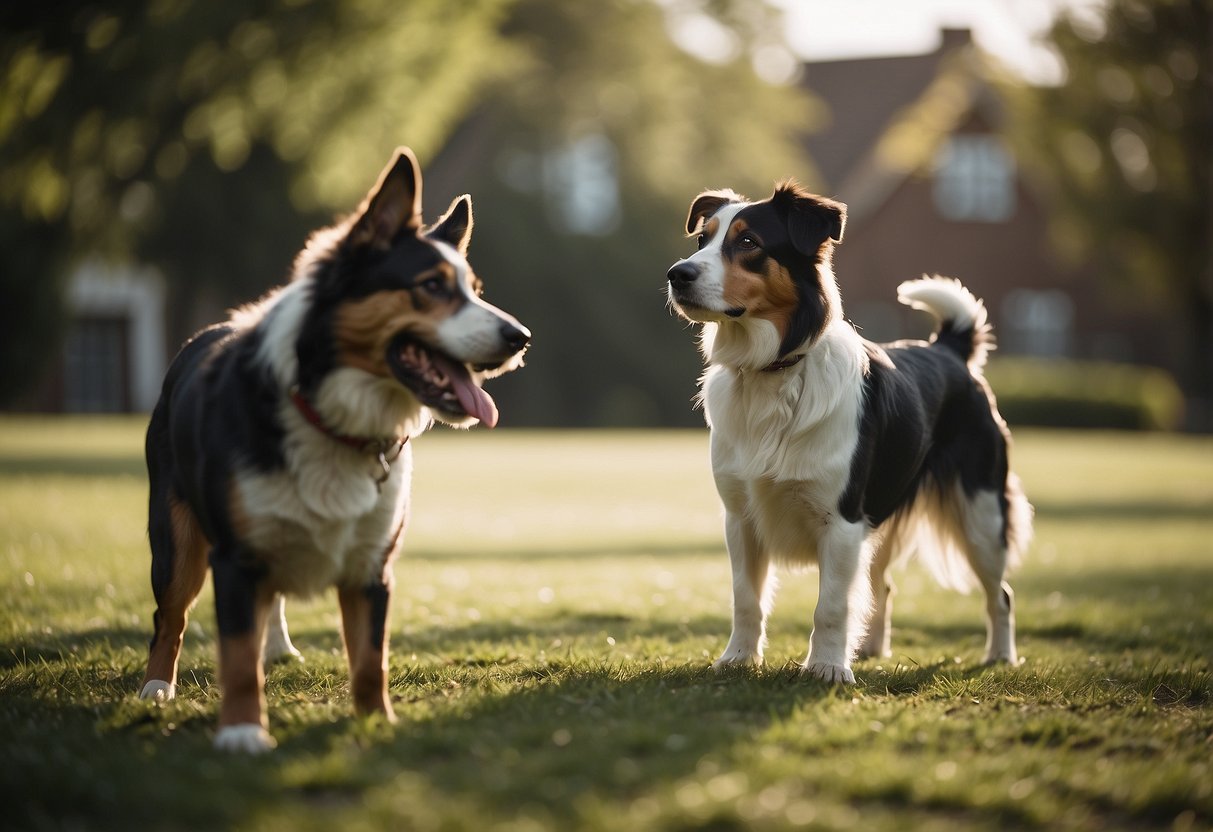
[0,416,1210,830]
[406,429,723,556]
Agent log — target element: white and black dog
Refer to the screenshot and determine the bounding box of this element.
[140,148,530,752]
[666,181,1031,683]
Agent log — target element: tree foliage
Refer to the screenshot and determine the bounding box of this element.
[0,0,816,422]
[0,0,516,402]
[1,0,516,235]
[1007,0,1213,419]
[423,0,819,426]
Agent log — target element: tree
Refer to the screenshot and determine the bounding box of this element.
[0,0,818,425]
[0,0,516,403]
[421,0,821,426]
[1007,0,1213,428]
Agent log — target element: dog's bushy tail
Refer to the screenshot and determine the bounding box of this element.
[897,275,994,372]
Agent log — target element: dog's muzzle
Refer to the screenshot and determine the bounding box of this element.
[667,261,703,310]
[667,262,742,319]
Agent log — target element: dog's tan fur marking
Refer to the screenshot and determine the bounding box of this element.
[336,521,403,718]
[382,519,406,566]
[142,497,210,690]
[720,220,799,342]
[338,586,395,719]
[332,279,458,375]
[227,475,252,544]
[217,601,270,729]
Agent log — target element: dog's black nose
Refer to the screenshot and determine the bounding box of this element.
[501,322,531,354]
[667,262,699,286]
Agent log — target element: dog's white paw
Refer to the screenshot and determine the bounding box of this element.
[802,662,856,685]
[263,641,305,665]
[139,680,176,701]
[214,724,277,754]
[712,647,763,670]
[983,651,1021,667]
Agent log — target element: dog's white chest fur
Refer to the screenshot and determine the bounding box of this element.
[235,443,412,596]
[703,320,866,564]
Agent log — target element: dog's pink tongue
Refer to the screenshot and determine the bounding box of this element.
[434,355,499,428]
[454,377,498,428]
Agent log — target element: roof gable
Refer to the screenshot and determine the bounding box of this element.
[800,28,1014,222]
[801,29,982,192]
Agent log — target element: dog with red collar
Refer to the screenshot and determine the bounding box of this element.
[139,147,530,752]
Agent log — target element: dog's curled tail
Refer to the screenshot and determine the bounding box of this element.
[897,275,994,372]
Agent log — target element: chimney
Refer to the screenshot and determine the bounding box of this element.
[939,28,973,52]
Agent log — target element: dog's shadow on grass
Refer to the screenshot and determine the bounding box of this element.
[0,626,150,670]
[2,612,852,829]
[11,556,1213,829]
[247,610,1017,826]
[885,560,1213,662]
[271,656,848,823]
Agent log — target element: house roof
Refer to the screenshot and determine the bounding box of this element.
[800,28,1000,219]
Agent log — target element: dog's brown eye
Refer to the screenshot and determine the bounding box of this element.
[737,234,758,250]
[420,277,447,295]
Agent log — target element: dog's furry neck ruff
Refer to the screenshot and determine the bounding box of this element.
[289,386,408,455]
[289,386,408,490]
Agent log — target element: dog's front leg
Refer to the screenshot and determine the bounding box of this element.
[803,520,871,684]
[338,578,396,720]
[212,556,277,753]
[714,510,773,669]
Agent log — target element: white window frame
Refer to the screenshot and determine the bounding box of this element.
[933,134,1016,222]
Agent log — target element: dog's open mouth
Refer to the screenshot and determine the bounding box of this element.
[386,337,499,427]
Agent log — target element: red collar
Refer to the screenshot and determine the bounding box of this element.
[289,387,408,458]
[760,354,806,373]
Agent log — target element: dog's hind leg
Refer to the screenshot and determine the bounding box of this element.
[141,493,209,701]
[857,531,896,659]
[262,594,303,665]
[803,519,872,684]
[713,511,774,669]
[959,489,1019,665]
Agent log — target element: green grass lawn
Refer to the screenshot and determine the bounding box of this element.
[1,417,1211,831]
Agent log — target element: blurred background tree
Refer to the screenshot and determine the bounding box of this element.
[1007,0,1213,427]
[421,0,818,425]
[0,0,517,403]
[0,0,817,422]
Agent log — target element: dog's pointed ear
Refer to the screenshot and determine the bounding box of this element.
[349,147,423,249]
[427,194,473,255]
[772,181,846,255]
[685,189,740,235]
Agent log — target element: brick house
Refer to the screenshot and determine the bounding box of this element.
[801,29,1175,370]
